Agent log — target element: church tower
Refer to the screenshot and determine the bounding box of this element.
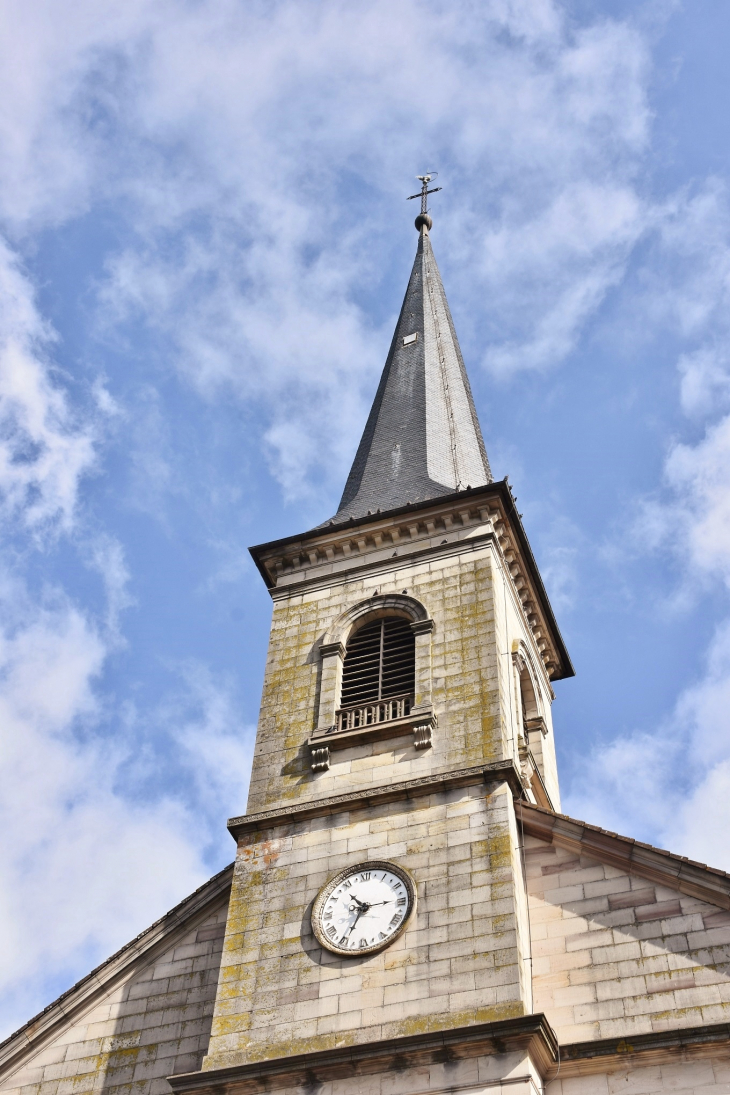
[7,185,730,1095]
[178,190,573,1091]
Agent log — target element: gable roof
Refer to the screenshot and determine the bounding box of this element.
[326,223,492,525]
[0,863,233,1078]
[518,801,730,909]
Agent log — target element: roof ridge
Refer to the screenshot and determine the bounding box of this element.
[519,802,730,897]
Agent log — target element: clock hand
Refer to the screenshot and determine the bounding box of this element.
[344,907,365,938]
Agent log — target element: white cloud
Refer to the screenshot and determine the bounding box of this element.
[625,182,730,591]
[566,181,730,866]
[6,0,730,1040]
[0,573,252,1038]
[0,238,97,533]
[565,727,679,844]
[0,575,188,1027]
[678,346,730,419]
[85,533,134,633]
[565,619,730,871]
[645,180,730,341]
[481,183,644,373]
[163,662,254,817]
[0,0,657,497]
[665,414,730,583]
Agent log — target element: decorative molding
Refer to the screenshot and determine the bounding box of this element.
[227,760,524,838]
[518,748,553,811]
[315,594,435,734]
[268,526,491,603]
[553,1021,730,1079]
[518,801,730,909]
[248,480,574,682]
[323,592,430,647]
[168,1014,559,1095]
[525,716,548,738]
[319,641,345,660]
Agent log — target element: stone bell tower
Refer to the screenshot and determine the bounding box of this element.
[172,192,573,1095]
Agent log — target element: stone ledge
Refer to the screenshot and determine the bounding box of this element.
[554,1022,730,1078]
[167,1014,558,1094]
[319,640,345,660]
[308,707,436,753]
[227,760,524,839]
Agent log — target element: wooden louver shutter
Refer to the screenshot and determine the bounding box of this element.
[340,617,415,708]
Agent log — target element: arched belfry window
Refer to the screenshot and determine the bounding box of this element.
[341,617,415,706]
[313,595,435,763]
[337,616,415,730]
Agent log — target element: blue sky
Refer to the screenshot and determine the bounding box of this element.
[2,0,730,1038]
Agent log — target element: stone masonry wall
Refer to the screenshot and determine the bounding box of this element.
[204,781,530,1069]
[1,898,230,1095]
[526,836,730,1044]
[247,540,515,814]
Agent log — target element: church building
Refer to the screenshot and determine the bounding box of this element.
[3,187,730,1095]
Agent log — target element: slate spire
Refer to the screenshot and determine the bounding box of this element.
[329,216,492,525]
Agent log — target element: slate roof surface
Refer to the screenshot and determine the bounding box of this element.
[325,225,492,525]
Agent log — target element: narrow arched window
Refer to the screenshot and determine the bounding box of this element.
[519,665,539,728]
[338,617,415,730]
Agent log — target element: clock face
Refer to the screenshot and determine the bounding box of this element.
[311,861,415,956]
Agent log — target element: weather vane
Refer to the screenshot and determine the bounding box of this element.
[407,173,442,216]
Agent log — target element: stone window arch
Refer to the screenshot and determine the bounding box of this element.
[512,644,546,741]
[315,593,435,741]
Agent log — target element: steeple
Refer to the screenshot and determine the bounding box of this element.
[329,200,492,525]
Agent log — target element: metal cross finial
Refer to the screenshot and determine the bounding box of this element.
[407,173,442,215]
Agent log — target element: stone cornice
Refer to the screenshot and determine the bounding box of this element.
[519,801,730,910]
[248,480,574,682]
[251,482,498,558]
[554,1022,730,1078]
[167,1014,559,1095]
[228,761,524,839]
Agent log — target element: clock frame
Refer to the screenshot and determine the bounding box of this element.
[311,860,415,956]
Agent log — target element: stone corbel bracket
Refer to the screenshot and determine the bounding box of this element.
[310,745,330,772]
[413,717,436,750]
